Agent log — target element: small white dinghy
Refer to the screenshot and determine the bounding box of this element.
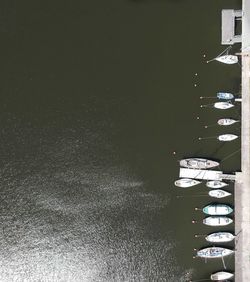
[197,247,234,259]
[210,271,234,281]
[203,216,233,226]
[208,189,231,198]
[206,180,228,189]
[205,232,235,243]
[217,134,238,141]
[217,118,239,126]
[214,101,234,109]
[174,178,201,188]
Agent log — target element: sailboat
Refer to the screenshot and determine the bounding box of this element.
[208,189,231,198]
[207,46,238,64]
[197,247,234,258]
[203,216,233,226]
[205,232,235,243]
[174,178,201,188]
[210,271,234,280]
[217,92,234,100]
[217,134,238,141]
[202,204,233,216]
[214,101,234,109]
[215,55,238,64]
[217,118,239,126]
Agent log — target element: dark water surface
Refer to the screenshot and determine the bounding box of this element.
[0,0,242,281]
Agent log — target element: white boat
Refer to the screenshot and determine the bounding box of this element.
[197,247,234,258]
[215,55,238,64]
[214,101,234,109]
[203,216,233,226]
[217,134,238,141]
[208,189,231,198]
[179,158,219,169]
[205,232,235,243]
[203,204,233,215]
[210,271,234,280]
[217,118,239,126]
[206,180,228,189]
[207,47,238,65]
[217,92,234,100]
[174,178,201,188]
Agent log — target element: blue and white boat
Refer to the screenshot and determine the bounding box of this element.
[217,92,234,100]
[197,247,234,258]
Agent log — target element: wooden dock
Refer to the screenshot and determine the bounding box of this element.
[221,9,242,45]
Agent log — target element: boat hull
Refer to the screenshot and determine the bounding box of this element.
[208,189,231,198]
[197,247,234,258]
[214,102,234,109]
[206,180,228,189]
[174,178,201,188]
[203,216,233,226]
[217,134,238,141]
[217,118,238,126]
[179,158,219,169]
[215,55,238,64]
[205,232,235,243]
[217,92,234,100]
[203,204,233,215]
[210,271,234,280]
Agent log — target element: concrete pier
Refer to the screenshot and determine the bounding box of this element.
[235,0,250,281]
[221,9,242,45]
[179,168,235,181]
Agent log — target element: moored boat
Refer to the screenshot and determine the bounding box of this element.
[217,92,234,100]
[174,178,201,188]
[215,55,238,64]
[214,101,234,109]
[205,232,235,243]
[217,118,239,126]
[206,180,228,189]
[208,189,231,198]
[179,158,219,169]
[203,204,233,215]
[203,216,233,226]
[197,247,234,258]
[217,133,238,141]
[210,271,234,280]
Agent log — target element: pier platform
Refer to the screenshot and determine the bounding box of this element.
[221,9,242,45]
[179,168,235,181]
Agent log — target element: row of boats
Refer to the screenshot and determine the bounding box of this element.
[175,158,235,280]
[182,42,238,282]
[175,81,238,280]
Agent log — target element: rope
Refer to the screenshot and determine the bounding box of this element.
[220,148,241,163]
